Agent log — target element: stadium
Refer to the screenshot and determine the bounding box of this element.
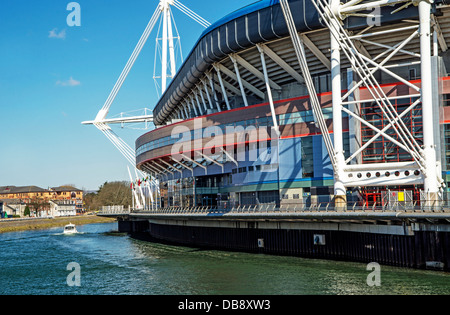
[90,0,450,270]
[134,0,450,210]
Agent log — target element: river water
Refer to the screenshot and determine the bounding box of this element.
[0,222,449,295]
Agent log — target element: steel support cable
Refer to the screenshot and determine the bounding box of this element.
[105,7,161,111]
[95,123,136,166]
[312,0,424,170]
[100,124,154,187]
[172,1,203,25]
[100,131,135,167]
[173,5,209,28]
[314,0,401,128]
[173,0,211,28]
[92,7,160,184]
[141,165,157,179]
[101,126,135,161]
[106,7,160,108]
[97,7,161,120]
[173,0,210,27]
[359,38,420,59]
[280,0,338,172]
[98,133,134,167]
[99,11,160,119]
[340,0,410,13]
[344,52,425,169]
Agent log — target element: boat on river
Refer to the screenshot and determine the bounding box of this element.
[63,223,78,235]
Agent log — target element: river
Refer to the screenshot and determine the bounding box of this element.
[0,222,449,295]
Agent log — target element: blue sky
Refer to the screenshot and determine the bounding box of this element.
[0,0,257,191]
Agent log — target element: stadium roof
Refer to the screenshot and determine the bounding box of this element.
[152,0,420,125]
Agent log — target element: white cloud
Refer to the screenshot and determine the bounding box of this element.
[49,28,66,40]
[56,77,81,87]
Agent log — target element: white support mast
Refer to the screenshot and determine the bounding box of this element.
[155,0,211,96]
[161,0,170,93]
[418,0,440,203]
[329,0,347,206]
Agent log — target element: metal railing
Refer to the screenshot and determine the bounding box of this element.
[98,201,450,216]
[100,205,128,214]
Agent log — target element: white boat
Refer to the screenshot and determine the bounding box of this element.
[63,223,78,234]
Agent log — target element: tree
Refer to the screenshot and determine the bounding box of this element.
[28,197,50,217]
[83,181,132,211]
[83,192,100,212]
[97,181,132,207]
[24,205,30,217]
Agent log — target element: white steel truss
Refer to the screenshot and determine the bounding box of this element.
[285,0,446,204]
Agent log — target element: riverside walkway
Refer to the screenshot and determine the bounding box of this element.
[98,202,450,221]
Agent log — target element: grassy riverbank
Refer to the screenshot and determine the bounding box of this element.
[0,215,117,234]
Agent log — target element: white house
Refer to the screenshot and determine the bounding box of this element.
[49,200,77,217]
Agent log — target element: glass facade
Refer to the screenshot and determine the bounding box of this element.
[164,177,195,207]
